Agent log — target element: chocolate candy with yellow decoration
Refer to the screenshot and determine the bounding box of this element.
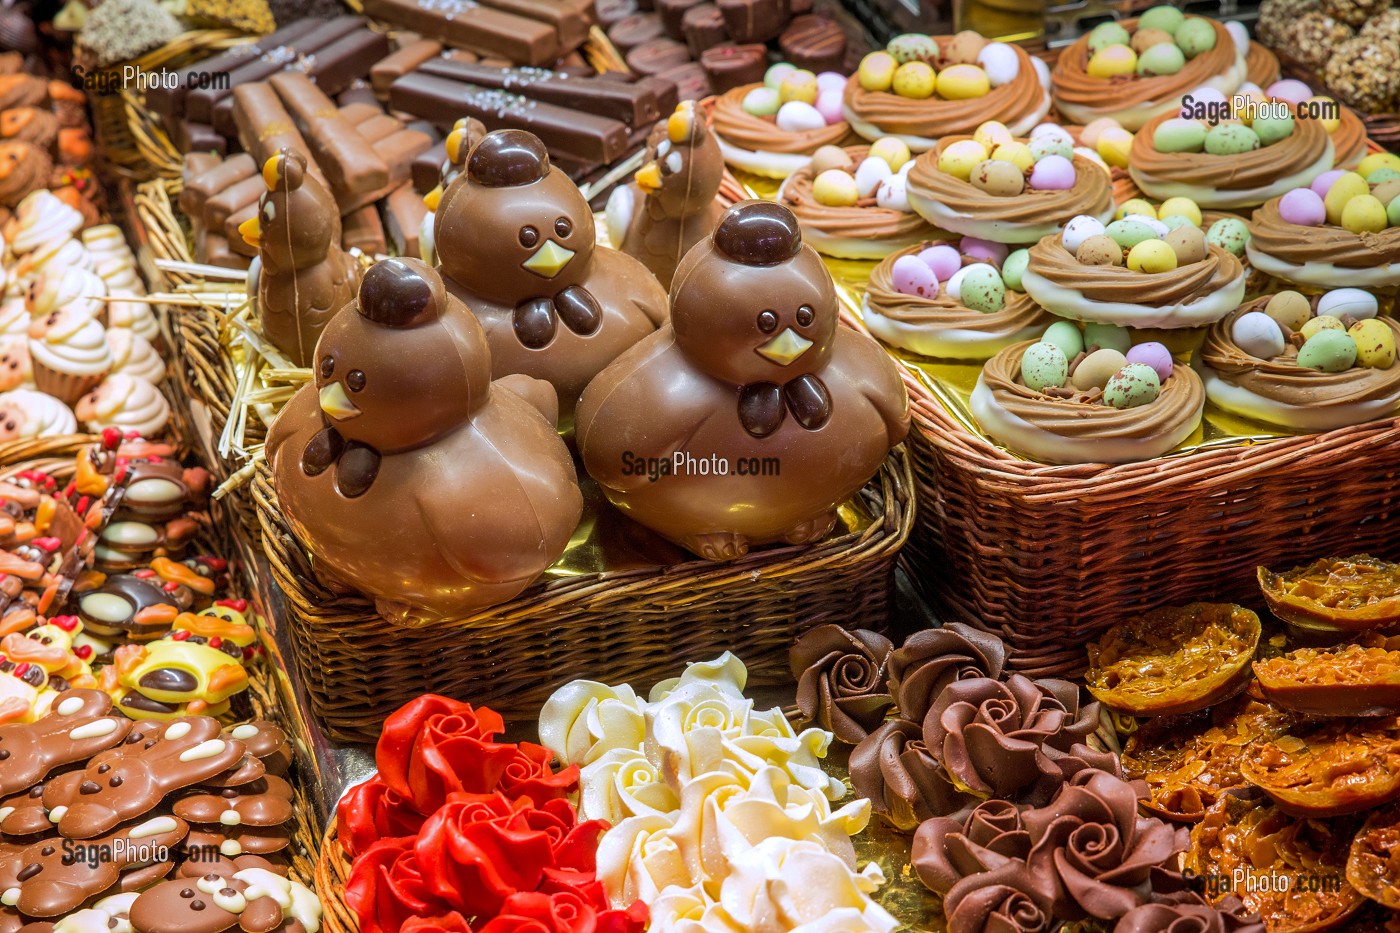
[111,613,254,722]
[0,618,100,724]
[77,574,180,641]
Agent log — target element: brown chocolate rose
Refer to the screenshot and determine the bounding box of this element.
[1024,770,1190,923]
[888,623,1008,724]
[1114,893,1265,933]
[943,861,1057,933]
[912,799,1033,896]
[790,624,894,744]
[850,719,971,829]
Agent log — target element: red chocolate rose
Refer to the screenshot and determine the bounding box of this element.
[478,888,648,933]
[501,741,581,805]
[338,777,429,859]
[415,792,559,917]
[377,695,518,815]
[345,838,454,933]
[401,914,474,933]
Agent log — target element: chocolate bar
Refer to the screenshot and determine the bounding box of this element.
[180,121,228,156]
[389,71,631,164]
[342,202,386,255]
[382,183,428,259]
[231,82,329,190]
[355,112,402,145]
[682,4,729,56]
[204,172,264,231]
[717,0,788,43]
[178,152,222,216]
[478,0,592,50]
[626,38,691,76]
[224,201,259,257]
[269,71,390,211]
[701,42,766,92]
[338,80,380,110]
[415,59,673,127]
[200,229,251,271]
[179,152,253,218]
[371,38,443,96]
[412,140,446,192]
[360,0,561,67]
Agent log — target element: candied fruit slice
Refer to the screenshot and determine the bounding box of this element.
[1254,640,1400,717]
[1259,556,1400,633]
[1240,718,1400,818]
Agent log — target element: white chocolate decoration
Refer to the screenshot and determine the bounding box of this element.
[220,810,242,826]
[49,805,67,822]
[69,718,119,740]
[57,696,85,716]
[129,815,178,838]
[164,721,192,740]
[179,739,227,761]
[220,839,243,855]
[231,724,260,741]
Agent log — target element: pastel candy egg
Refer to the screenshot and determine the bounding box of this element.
[1349,319,1396,368]
[816,71,847,94]
[1252,112,1295,146]
[1138,42,1186,75]
[918,244,962,281]
[1184,86,1227,109]
[1124,213,1169,237]
[1159,215,1195,233]
[1264,291,1311,330]
[869,137,912,171]
[1323,172,1369,225]
[1103,363,1162,409]
[1226,20,1251,52]
[1128,239,1179,273]
[776,101,827,133]
[977,43,1021,86]
[1390,195,1400,227]
[945,31,988,65]
[779,70,819,104]
[1232,83,1267,122]
[1158,196,1202,226]
[1076,234,1124,266]
[936,64,990,100]
[1139,5,1186,33]
[939,139,989,180]
[1266,78,1312,106]
[1317,288,1379,320]
[947,263,995,301]
[1152,117,1208,153]
[1130,27,1175,53]
[1076,146,1110,171]
[810,145,854,175]
[1358,152,1400,177]
[1206,217,1251,256]
[1042,320,1085,359]
[1126,341,1174,381]
[858,52,898,91]
[1117,198,1157,220]
[974,120,1014,150]
[854,156,892,197]
[1370,179,1400,206]
[1021,341,1069,391]
[1085,322,1132,353]
[887,33,939,63]
[1174,18,1216,57]
[1029,155,1076,190]
[1088,44,1137,79]
[814,89,845,125]
[1296,329,1358,372]
[1308,96,1341,132]
[764,63,796,89]
[891,254,939,297]
[893,61,937,99]
[742,87,781,116]
[1204,123,1261,155]
[1301,315,1345,340]
[970,159,1026,197]
[961,236,1009,265]
[991,142,1034,171]
[1061,215,1107,253]
[1310,169,1347,198]
[1097,127,1134,167]
[1073,348,1129,390]
[1278,187,1327,226]
[1030,122,1071,140]
[1231,311,1286,359]
[1165,225,1207,265]
[876,173,910,211]
[813,169,859,206]
[960,265,1006,312]
[1105,218,1159,249]
[1366,168,1400,185]
[1341,194,1388,233]
[1088,21,1132,53]
[1002,249,1030,290]
[1028,134,1074,162]
[1079,117,1124,148]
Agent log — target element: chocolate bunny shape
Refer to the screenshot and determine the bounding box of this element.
[0,690,131,796]
[129,865,319,933]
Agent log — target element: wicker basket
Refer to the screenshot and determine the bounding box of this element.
[315,826,357,933]
[252,441,913,745]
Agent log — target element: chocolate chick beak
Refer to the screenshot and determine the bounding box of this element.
[422,185,443,212]
[319,382,361,420]
[522,239,575,278]
[635,162,662,193]
[237,216,261,248]
[756,328,813,365]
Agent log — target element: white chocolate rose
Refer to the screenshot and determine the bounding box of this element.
[82,225,145,295]
[539,680,647,766]
[0,389,77,440]
[648,652,749,702]
[105,292,160,344]
[597,812,688,905]
[28,267,106,321]
[106,330,165,384]
[579,746,680,824]
[716,839,897,933]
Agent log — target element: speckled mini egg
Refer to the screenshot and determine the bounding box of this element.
[1317,287,1380,320]
[1062,215,1107,253]
[742,87,782,116]
[1296,329,1359,371]
[971,159,1026,197]
[1103,363,1162,409]
[1002,249,1030,291]
[1349,319,1396,368]
[1128,239,1178,272]
[945,30,988,64]
[961,236,1009,265]
[1138,42,1186,75]
[779,70,819,104]
[1131,27,1176,52]
[764,63,796,89]
[1105,218,1160,249]
[855,156,892,197]
[1126,341,1174,381]
[960,265,1006,312]
[1324,172,1369,225]
[1232,311,1287,359]
[974,120,1014,151]
[1084,322,1132,353]
[1118,198,1157,220]
[1123,213,1170,237]
[1139,5,1186,33]
[1158,196,1203,226]
[858,51,898,91]
[1264,291,1312,331]
[1174,18,1217,57]
[869,137,912,171]
[977,43,1021,87]
[892,61,937,99]
[1301,314,1346,340]
[1080,117,1124,148]
[1341,194,1388,233]
[1159,215,1195,233]
[1266,79,1312,106]
[1088,45,1138,80]
[1076,234,1124,266]
[1030,123,1075,143]
[1206,217,1251,256]
[1359,152,1400,177]
[813,169,859,206]
[1367,167,1400,185]
[1021,341,1069,391]
[810,145,855,175]
[887,33,939,63]
[947,263,996,301]
[918,244,962,281]
[939,139,989,180]
[1043,320,1084,359]
[1073,347,1130,390]
[1310,169,1347,199]
[1252,112,1295,146]
[1088,21,1132,53]
[937,64,990,100]
[1390,196,1400,227]
[776,101,827,132]
[1028,135,1075,162]
[1153,117,1208,153]
[1204,123,1261,155]
[816,71,847,94]
[991,142,1035,171]
[876,174,910,211]
[1165,225,1208,265]
[891,254,939,297]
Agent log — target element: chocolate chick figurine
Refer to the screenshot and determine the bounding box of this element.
[265,257,583,620]
[433,128,669,420]
[239,148,361,368]
[606,99,726,289]
[577,200,910,561]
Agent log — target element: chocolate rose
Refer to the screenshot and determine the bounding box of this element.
[943,861,1056,933]
[850,719,971,829]
[923,674,1110,802]
[912,799,1033,896]
[790,624,894,744]
[1114,893,1265,933]
[1024,770,1189,922]
[889,623,1008,724]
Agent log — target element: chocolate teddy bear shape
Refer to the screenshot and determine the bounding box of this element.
[608,100,727,289]
[129,864,319,933]
[184,823,290,859]
[266,257,583,620]
[173,774,293,828]
[434,128,669,420]
[221,723,290,779]
[0,690,131,796]
[239,148,362,369]
[577,200,911,561]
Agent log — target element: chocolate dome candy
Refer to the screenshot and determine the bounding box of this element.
[265,257,583,619]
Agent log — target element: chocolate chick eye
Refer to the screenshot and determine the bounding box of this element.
[756,310,778,333]
[797,305,815,327]
[519,225,539,248]
[555,217,573,237]
[319,357,335,378]
[347,370,366,392]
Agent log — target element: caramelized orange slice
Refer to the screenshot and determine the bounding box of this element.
[1259,556,1400,633]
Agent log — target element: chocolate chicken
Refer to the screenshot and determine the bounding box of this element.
[266,257,582,620]
[577,200,910,561]
[239,148,361,368]
[433,128,668,421]
[607,99,726,289]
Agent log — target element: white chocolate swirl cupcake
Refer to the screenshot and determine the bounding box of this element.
[82,224,145,295]
[28,306,112,404]
[7,190,83,255]
[0,388,77,440]
[105,293,160,345]
[0,336,31,391]
[75,374,169,438]
[0,285,28,338]
[27,267,106,322]
[106,329,165,385]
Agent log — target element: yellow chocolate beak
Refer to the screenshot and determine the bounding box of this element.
[423,185,443,212]
[237,216,261,248]
[756,328,813,365]
[667,106,694,143]
[522,240,575,278]
[635,162,662,193]
[319,382,361,420]
[446,127,468,164]
[261,156,281,189]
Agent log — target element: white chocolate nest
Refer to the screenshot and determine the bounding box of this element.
[713,136,815,179]
[907,189,1114,245]
[1019,265,1247,329]
[1196,359,1400,431]
[1244,243,1400,289]
[842,88,1053,154]
[861,296,1045,359]
[1129,139,1335,210]
[1053,50,1249,131]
